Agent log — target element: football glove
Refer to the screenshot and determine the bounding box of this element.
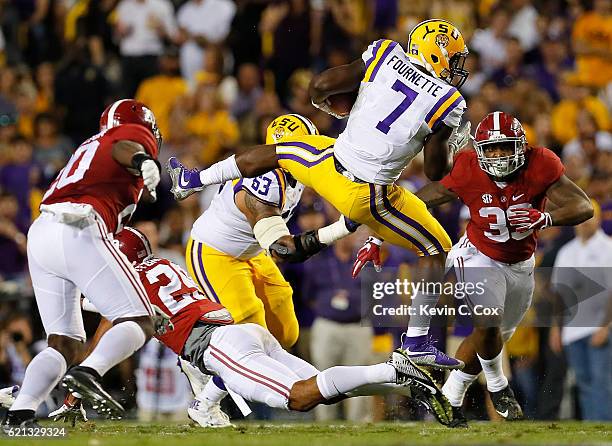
[269,231,326,263]
[132,153,161,201]
[311,99,348,120]
[507,207,552,233]
[352,236,383,278]
[448,121,471,156]
[0,385,18,409]
[49,394,88,426]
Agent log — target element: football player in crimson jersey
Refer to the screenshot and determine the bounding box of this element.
[358,111,593,426]
[3,100,163,430]
[52,227,457,426]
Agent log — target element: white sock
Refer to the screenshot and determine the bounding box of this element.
[11,347,67,411]
[81,321,146,376]
[442,370,478,407]
[199,155,242,186]
[196,377,228,404]
[478,352,508,392]
[316,363,395,400]
[406,291,440,337]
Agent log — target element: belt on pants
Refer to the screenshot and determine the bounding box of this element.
[334,157,367,184]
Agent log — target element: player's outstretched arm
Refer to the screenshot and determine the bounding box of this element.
[168,145,280,201]
[508,175,593,233]
[415,181,458,208]
[423,124,454,180]
[309,59,365,105]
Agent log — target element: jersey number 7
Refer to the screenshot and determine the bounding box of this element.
[376,80,418,134]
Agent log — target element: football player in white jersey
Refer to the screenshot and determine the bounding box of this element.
[168,19,471,369]
[183,114,359,357]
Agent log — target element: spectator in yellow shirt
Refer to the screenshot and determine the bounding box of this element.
[136,47,188,141]
[572,0,612,88]
[184,79,239,165]
[551,74,610,144]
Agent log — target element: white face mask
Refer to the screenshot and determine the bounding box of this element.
[474,139,527,178]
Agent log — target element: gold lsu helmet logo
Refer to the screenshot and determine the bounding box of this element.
[435,34,449,48]
[273,126,286,142]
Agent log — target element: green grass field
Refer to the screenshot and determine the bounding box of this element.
[8,421,612,446]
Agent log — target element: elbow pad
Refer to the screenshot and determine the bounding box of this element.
[253,216,291,251]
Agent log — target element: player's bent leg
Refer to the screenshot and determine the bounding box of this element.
[186,239,266,325]
[202,325,302,409]
[252,254,300,348]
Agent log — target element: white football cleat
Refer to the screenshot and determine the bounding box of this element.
[187,398,232,428]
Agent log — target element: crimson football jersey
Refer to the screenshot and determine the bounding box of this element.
[41,124,158,233]
[135,257,233,354]
[440,147,565,264]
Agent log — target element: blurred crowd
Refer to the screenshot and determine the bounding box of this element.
[0,0,610,423]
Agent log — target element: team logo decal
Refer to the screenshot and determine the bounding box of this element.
[273,127,286,142]
[482,193,493,204]
[501,196,507,203]
[436,34,449,48]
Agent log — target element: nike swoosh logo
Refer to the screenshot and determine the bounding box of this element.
[404,350,436,357]
[178,170,191,188]
[512,194,524,201]
[496,409,509,418]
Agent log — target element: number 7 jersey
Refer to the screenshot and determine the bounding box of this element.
[334,39,466,185]
[440,147,565,264]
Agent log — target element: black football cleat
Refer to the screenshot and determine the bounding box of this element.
[2,409,41,434]
[390,349,454,426]
[62,366,124,419]
[449,405,469,428]
[489,386,523,421]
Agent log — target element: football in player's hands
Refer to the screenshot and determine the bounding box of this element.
[313,91,357,119]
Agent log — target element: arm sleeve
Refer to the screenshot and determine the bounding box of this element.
[107,124,158,158]
[236,171,284,208]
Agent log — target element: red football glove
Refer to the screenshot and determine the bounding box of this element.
[352,236,383,278]
[507,208,552,233]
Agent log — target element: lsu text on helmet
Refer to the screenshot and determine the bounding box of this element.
[266,114,319,144]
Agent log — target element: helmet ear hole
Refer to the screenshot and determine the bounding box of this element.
[431,54,439,63]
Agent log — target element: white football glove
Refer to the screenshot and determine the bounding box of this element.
[49,397,88,426]
[141,159,160,201]
[448,121,471,156]
[311,99,348,120]
[0,385,18,409]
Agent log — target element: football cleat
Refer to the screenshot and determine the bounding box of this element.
[0,386,18,409]
[401,335,464,370]
[489,386,523,421]
[167,157,203,201]
[2,409,41,434]
[61,366,124,419]
[449,405,469,428]
[187,399,233,428]
[390,349,453,426]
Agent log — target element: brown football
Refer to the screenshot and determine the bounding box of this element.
[326,91,358,116]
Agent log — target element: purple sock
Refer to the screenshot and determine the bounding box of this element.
[213,375,227,391]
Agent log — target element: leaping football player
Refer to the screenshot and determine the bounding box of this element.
[2,99,163,429]
[51,227,456,426]
[167,19,472,369]
[411,112,592,426]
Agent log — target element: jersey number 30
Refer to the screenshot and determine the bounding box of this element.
[376,80,418,134]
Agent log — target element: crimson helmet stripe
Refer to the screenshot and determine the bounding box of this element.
[106,99,130,130]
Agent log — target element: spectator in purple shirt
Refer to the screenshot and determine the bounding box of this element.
[0,193,27,279]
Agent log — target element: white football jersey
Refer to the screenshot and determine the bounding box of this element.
[191,170,304,259]
[334,39,466,185]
